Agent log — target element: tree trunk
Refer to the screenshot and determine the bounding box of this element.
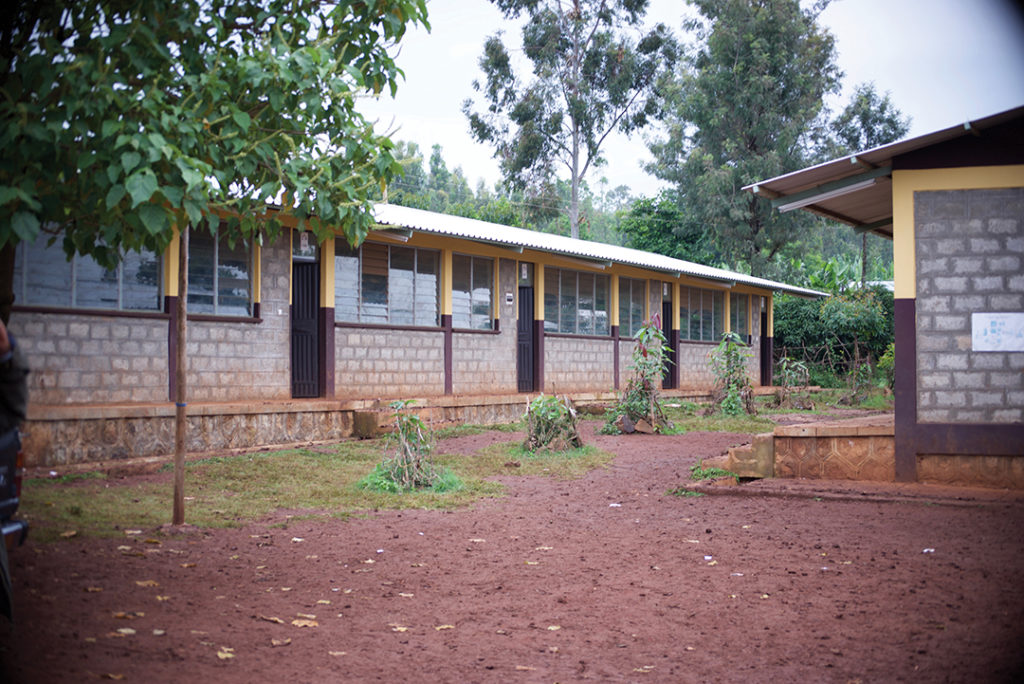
[172,226,189,526]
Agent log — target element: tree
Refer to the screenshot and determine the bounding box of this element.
[0,0,428,523]
[0,0,428,295]
[828,82,910,284]
[647,0,840,276]
[619,191,718,264]
[462,0,678,239]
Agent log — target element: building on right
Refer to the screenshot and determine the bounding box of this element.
[745,105,1024,488]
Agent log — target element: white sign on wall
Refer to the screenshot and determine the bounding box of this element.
[972,312,1024,352]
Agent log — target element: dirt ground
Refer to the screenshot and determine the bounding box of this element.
[2,421,1023,683]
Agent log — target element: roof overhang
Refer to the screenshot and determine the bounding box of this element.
[743,105,1024,239]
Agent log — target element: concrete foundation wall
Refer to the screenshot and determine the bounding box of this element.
[915,188,1024,423]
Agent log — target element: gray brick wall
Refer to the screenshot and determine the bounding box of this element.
[12,313,168,404]
[186,234,291,401]
[545,336,616,393]
[915,187,1024,424]
[336,329,445,398]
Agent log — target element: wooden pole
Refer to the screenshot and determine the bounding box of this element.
[172,226,189,526]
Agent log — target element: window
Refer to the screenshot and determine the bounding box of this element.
[543,267,610,335]
[730,293,749,338]
[618,277,646,337]
[680,286,725,342]
[334,242,439,326]
[188,227,253,316]
[452,254,493,330]
[12,231,161,312]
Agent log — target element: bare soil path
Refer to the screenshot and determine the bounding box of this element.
[2,422,1023,683]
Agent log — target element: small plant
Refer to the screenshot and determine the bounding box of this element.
[666,488,705,498]
[603,314,674,433]
[877,342,895,390]
[523,394,583,452]
[358,400,459,492]
[709,332,753,415]
[774,356,809,408]
[689,461,739,481]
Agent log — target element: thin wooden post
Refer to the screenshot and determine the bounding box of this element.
[172,226,189,525]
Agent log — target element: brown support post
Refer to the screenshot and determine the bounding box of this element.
[893,298,917,482]
[442,314,453,395]
[172,227,189,526]
[612,325,620,391]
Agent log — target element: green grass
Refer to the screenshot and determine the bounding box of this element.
[661,405,776,434]
[20,437,611,543]
[689,463,739,481]
[666,488,705,498]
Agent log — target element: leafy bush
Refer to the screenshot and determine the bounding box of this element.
[603,315,674,433]
[523,394,583,452]
[877,342,895,390]
[710,332,753,415]
[358,400,460,492]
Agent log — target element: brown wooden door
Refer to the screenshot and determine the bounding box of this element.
[291,262,320,398]
[661,300,677,389]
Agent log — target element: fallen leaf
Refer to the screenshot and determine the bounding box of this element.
[291,537,305,543]
[280,587,292,592]
[291,619,318,628]
[634,665,655,673]
[124,530,143,536]
[305,555,319,560]
[742,525,751,529]
[361,559,375,564]
[435,624,455,631]
[116,628,136,636]
[547,646,559,653]
[684,539,700,544]
[259,615,285,624]
[152,629,166,636]
[410,563,425,567]
[398,592,414,598]
[389,623,408,632]
[316,599,331,605]
[180,563,196,568]
[760,594,770,599]
[156,596,170,602]
[515,666,536,671]
[328,651,346,657]
[86,587,103,593]
[525,561,539,566]
[117,546,132,551]
[707,560,718,566]
[101,674,125,680]
[296,613,317,619]
[271,638,291,647]
[144,538,161,545]
[534,546,553,551]
[547,625,561,631]
[216,650,234,660]
[60,530,78,538]
[135,580,159,587]
[469,538,486,543]
[113,611,144,619]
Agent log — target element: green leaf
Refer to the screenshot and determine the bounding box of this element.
[138,204,168,236]
[0,186,17,206]
[102,120,122,138]
[125,170,158,207]
[121,151,142,174]
[11,211,40,241]
[232,110,251,131]
[183,198,204,227]
[105,184,126,209]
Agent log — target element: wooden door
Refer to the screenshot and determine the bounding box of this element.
[661,300,677,389]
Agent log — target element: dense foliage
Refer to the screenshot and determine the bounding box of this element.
[0,0,428,271]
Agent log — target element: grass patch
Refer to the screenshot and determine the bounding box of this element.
[689,463,739,481]
[661,406,776,434]
[666,488,705,498]
[434,422,522,439]
[20,436,610,543]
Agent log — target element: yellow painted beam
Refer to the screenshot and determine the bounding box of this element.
[319,237,334,307]
[610,273,620,328]
[672,282,680,330]
[534,263,544,322]
[441,248,453,317]
[164,225,181,298]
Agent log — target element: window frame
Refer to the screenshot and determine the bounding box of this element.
[543,267,611,336]
[730,292,750,340]
[187,226,254,318]
[12,232,163,314]
[451,253,494,331]
[618,277,647,338]
[680,285,726,343]
[333,241,441,328]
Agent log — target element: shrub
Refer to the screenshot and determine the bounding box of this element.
[602,314,673,433]
[523,394,583,452]
[358,400,460,492]
[710,332,753,415]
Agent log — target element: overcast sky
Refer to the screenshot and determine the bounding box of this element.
[358,0,1024,199]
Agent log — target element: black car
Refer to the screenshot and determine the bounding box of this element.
[1,427,28,620]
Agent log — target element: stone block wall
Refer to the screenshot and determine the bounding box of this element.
[677,342,716,388]
[186,234,291,401]
[544,336,615,393]
[453,258,518,395]
[915,188,1024,423]
[336,328,445,398]
[12,313,168,404]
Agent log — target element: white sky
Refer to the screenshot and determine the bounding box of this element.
[358,0,1024,199]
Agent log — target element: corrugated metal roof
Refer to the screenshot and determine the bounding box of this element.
[371,202,826,298]
[742,105,1024,237]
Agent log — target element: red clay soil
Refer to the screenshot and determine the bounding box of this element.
[2,423,1024,683]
